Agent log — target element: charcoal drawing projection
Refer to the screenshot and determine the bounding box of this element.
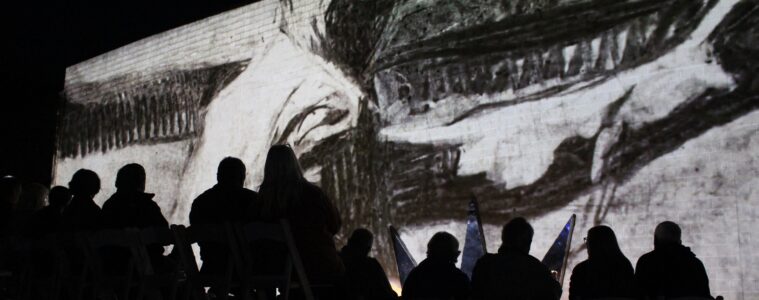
[55,0,759,296]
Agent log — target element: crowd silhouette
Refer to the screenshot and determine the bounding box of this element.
[0,145,722,300]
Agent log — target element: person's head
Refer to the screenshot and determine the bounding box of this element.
[217,157,246,186]
[346,228,374,257]
[426,231,460,263]
[501,217,534,254]
[654,221,682,248]
[115,163,146,192]
[48,186,72,209]
[0,175,22,208]
[262,145,304,185]
[18,182,48,211]
[68,169,101,198]
[586,225,624,261]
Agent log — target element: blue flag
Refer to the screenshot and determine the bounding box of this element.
[388,225,417,286]
[541,214,577,285]
[461,196,487,279]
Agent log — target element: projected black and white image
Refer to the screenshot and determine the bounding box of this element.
[55,0,759,297]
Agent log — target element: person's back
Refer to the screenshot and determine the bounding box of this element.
[340,228,398,300]
[61,169,102,232]
[101,164,170,273]
[471,217,560,300]
[251,145,344,284]
[569,226,634,300]
[635,221,712,299]
[24,186,71,238]
[189,157,258,276]
[402,232,469,300]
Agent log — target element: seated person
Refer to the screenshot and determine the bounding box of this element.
[471,217,561,300]
[340,228,398,300]
[101,163,171,273]
[569,225,634,300]
[249,145,343,284]
[635,221,713,299]
[24,186,71,238]
[402,231,469,300]
[61,169,103,232]
[190,157,258,276]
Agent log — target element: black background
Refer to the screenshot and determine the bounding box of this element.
[1,0,257,185]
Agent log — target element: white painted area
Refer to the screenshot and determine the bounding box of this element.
[174,33,362,225]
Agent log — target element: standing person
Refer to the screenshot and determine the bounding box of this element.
[190,157,258,280]
[402,231,469,300]
[250,145,344,285]
[340,228,398,300]
[61,169,102,232]
[569,225,634,300]
[471,217,561,300]
[635,221,713,299]
[101,163,171,273]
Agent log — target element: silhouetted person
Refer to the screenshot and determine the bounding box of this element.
[18,182,48,211]
[635,221,713,299]
[24,186,71,238]
[190,157,258,278]
[102,163,171,273]
[402,232,469,300]
[249,145,344,284]
[340,228,398,300]
[1,176,22,272]
[61,169,103,232]
[569,225,634,300]
[0,175,22,238]
[8,182,49,240]
[471,217,561,300]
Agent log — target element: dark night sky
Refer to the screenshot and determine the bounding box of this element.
[1,0,257,185]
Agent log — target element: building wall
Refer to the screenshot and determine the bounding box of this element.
[58,0,759,298]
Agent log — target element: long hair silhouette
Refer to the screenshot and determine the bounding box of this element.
[586,225,625,262]
[258,144,306,220]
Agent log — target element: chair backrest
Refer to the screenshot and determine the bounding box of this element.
[234,220,314,300]
[84,228,140,275]
[171,223,239,300]
[134,226,175,276]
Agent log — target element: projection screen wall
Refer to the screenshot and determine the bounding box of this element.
[54,0,759,298]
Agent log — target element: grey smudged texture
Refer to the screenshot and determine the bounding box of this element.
[58,61,248,158]
[374,0,716,125]
[312,0,758,278]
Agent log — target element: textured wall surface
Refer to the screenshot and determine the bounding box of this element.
[55,0,759,298]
